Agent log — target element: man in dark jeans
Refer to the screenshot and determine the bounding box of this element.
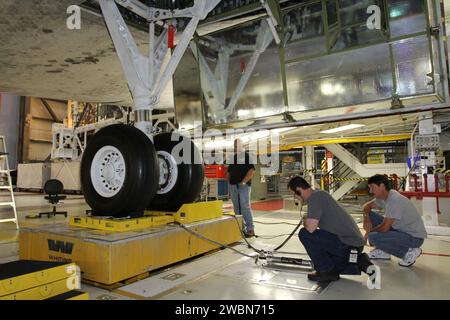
[288,176,372,282]
[227,139,256,238]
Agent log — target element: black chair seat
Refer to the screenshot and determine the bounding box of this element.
[38,179,68,218]
[44,195,66,201]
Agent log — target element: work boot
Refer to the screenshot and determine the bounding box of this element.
[244,230,255,238]
[307,269,340,282]
[358,253,374,274]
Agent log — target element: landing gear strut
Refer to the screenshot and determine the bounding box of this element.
[80,0,219,217]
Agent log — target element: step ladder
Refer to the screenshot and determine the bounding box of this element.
[0,136,19,229]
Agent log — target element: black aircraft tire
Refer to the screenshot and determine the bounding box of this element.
[149,132,204,212]
[80,124,158,218]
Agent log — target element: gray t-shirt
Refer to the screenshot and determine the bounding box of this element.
[374,190,427,239]
[307,190,365,247]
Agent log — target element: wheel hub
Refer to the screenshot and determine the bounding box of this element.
[157,151,178,195]
[91,146,126,198]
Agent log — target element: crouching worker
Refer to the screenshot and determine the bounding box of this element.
[288,176,372,282]
[363,174,427,267]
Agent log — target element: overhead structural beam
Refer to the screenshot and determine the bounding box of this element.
[278,134,411,151]
[260,0,283,44]
[191,18,274,122]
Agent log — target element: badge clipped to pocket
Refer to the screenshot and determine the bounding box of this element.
[349,249,358,264]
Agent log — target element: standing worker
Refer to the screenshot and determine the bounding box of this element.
[227,139,256,238]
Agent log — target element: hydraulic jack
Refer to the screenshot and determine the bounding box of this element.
[256,251,313,271]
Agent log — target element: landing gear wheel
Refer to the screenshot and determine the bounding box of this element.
[149,132,204,212]
[80,124,159,218]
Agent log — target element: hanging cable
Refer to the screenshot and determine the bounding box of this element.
[224,213,265,255]
[273,202,304,251]
[173,201,306,261]
[174,221,257,259]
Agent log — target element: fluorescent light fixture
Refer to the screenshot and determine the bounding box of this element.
[320,124,365,134]
[272,127,296,134]
[321,82,345,96]
[389,8,403,19]
[321,83,334,96]
[237,109,252,118]
[203,127,297,149]
[240,131,270,143]
[204,139,234,149]
[240,127,296,143]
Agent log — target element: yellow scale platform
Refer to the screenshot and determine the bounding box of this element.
[68,201,224,232]
[19,201,242,286]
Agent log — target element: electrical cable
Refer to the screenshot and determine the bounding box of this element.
[272,202,304,251]
[174,221,256,259]
[225,201,304,253]
[224,213,265,254]
[173,201,305,261]
[256,234,298,239]
[253,220,300,226]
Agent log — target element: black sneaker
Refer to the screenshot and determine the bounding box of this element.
[244,230,255,238]
[307,270,340,282]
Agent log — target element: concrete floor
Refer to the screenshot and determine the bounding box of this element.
[1,193,450,300]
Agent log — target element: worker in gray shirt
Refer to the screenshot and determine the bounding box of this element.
[363,174,427,267]
[288,176,370,283]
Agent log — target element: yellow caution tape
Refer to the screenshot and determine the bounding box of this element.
[328,176,407,182]
[433,168,450,174]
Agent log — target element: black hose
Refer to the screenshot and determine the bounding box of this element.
[273,202,304,252]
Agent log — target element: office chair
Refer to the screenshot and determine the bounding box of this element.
[39,179,68,218]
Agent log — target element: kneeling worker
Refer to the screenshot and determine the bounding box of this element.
[363,174,427,267]
[288,176,370,282]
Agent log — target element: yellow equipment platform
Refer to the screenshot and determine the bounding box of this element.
[19,201,242,286]
[69,201,224,232]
